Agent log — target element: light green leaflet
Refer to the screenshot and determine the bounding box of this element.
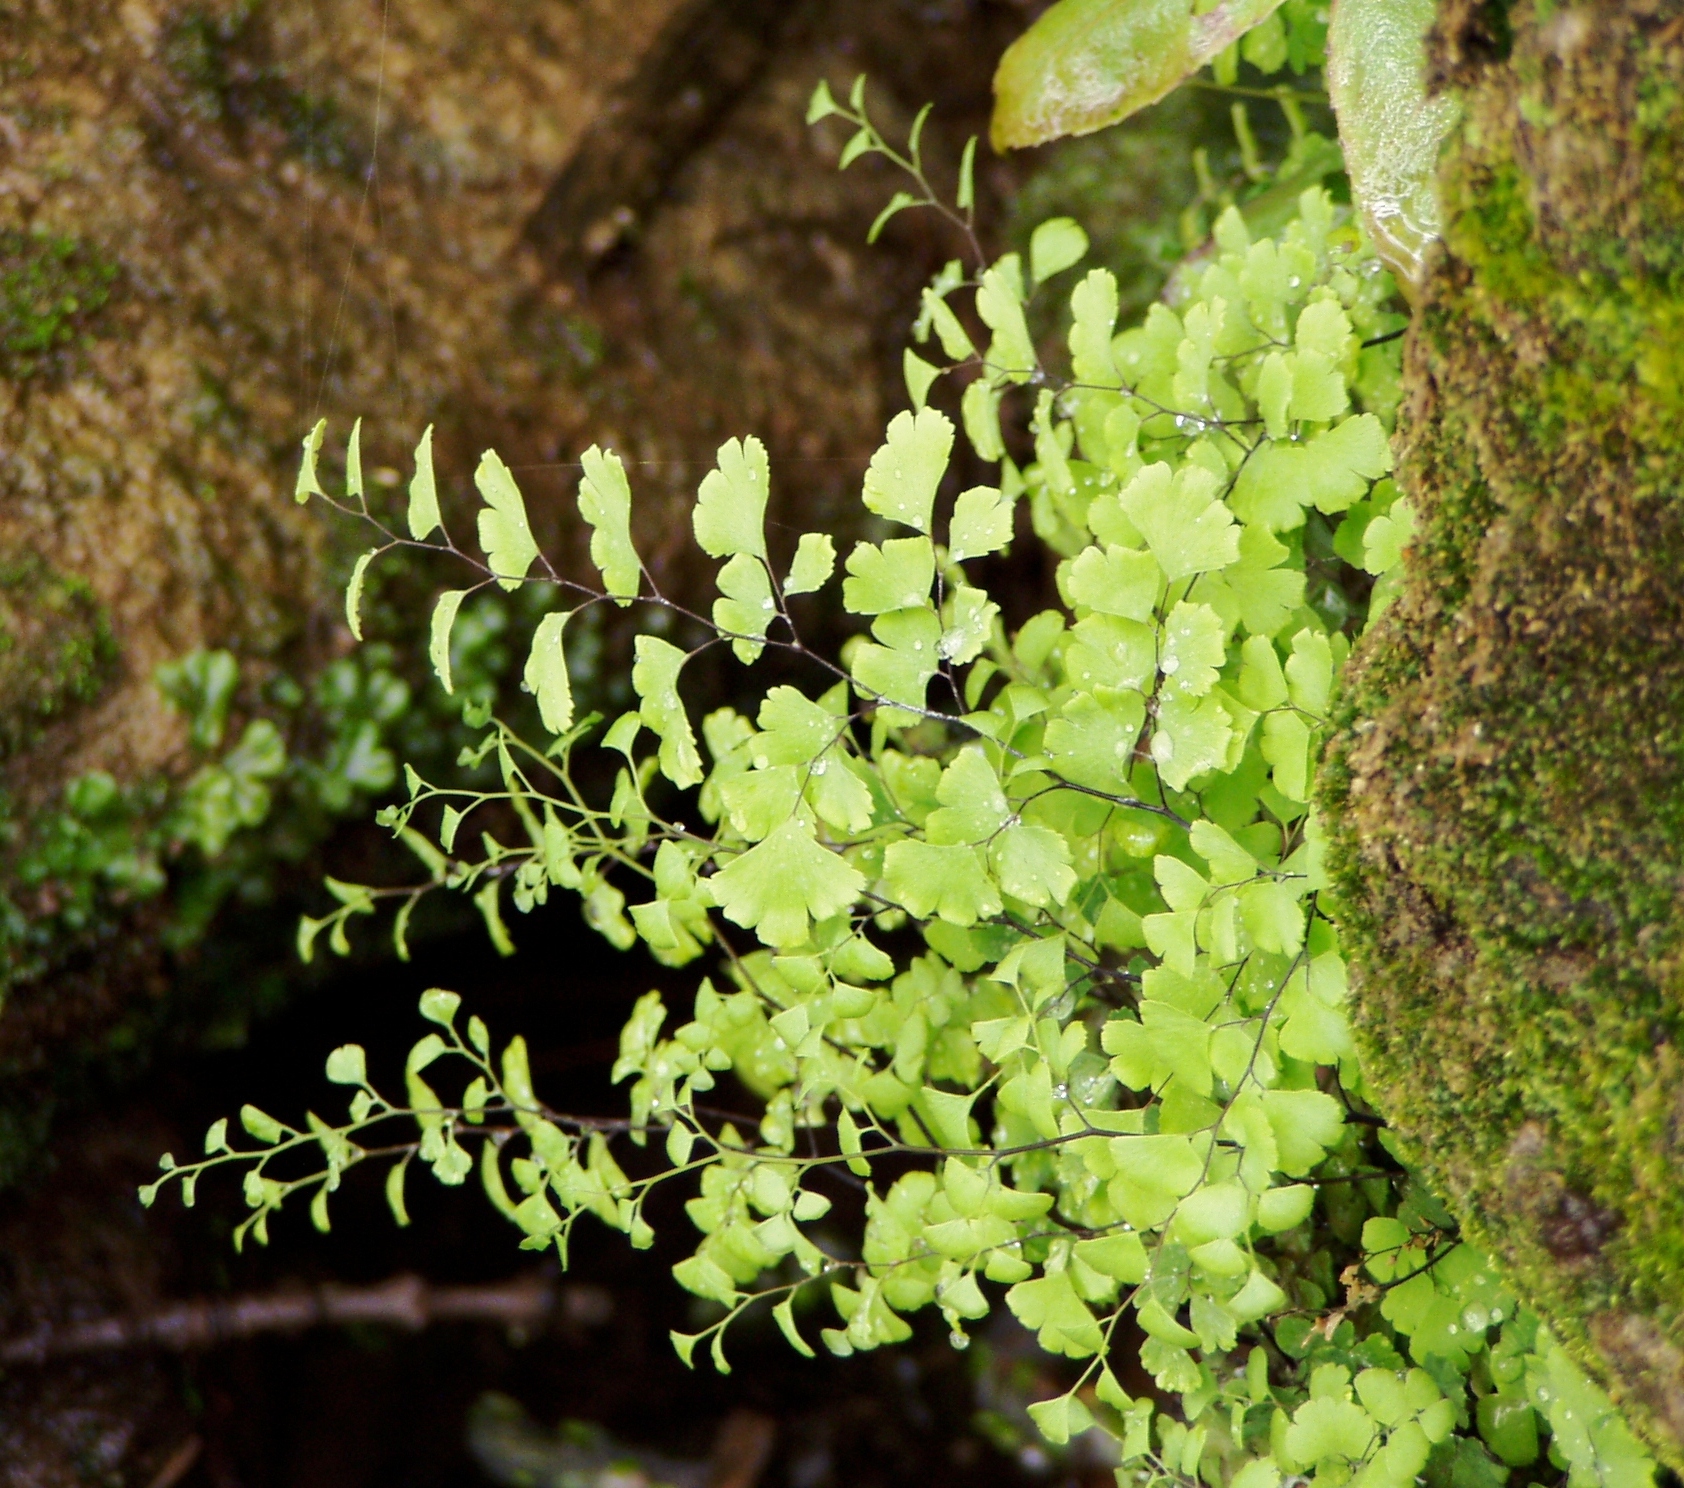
[1326,0,1460,283]
[295,417,326,503]
[948,486,1013,563]
[693,436,770,560]
[709,819,865,948]
[1122,463,1240,580]
[883,840,1000,926]
[843,537,935,616]
[903,349,942,411]
[578,445,641,604]
[939,586,997,665]
[991,0,1287,149]
[345,418,365,499]
[1029,217,1087,286]
[524,612,574,735]
[922,289,975,362]
[475,451,539,592]
[409,424,441,540]
[429,590,467,694]
[961,380,1005,462]
[1069,269,1120,387]
[632,636,703,788]
[784,532,836,596]
[344,548,378,642]
[976,257,1035,383]
[713,554,775,663]
[862,409,953,534]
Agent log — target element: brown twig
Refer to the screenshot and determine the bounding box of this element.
[0,1271,570,1366]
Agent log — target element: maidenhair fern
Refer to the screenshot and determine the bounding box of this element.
[148,79,1653,1488]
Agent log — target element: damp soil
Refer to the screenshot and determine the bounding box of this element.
[0,905,1110,1488]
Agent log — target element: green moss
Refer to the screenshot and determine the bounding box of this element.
[0,230,118,380]
[1323,1,1684,1465]
[0,556,117,757]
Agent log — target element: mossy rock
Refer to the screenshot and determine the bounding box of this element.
[1323,1,1684,1466]
[0,555,117,758]
[0,0,1029,1188]
[0,229,119,383]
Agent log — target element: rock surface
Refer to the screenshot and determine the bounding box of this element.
[1323,0,1684,1466]
[0,0,1026,1176]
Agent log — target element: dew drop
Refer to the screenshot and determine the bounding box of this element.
[811,758,828,775]
[753,754,769,770]
[1161,656,1181,675]
[913,641,924,651]
[1288,275,1301,288]
[1151,733,1174,763]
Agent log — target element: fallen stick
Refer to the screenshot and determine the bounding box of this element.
[0,1271,571,1365]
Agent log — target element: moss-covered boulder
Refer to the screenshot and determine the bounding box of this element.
[1322,0,1684,1466]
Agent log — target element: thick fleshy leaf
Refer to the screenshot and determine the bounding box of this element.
[1326,0,1460,283]
[991,0,1287,150]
